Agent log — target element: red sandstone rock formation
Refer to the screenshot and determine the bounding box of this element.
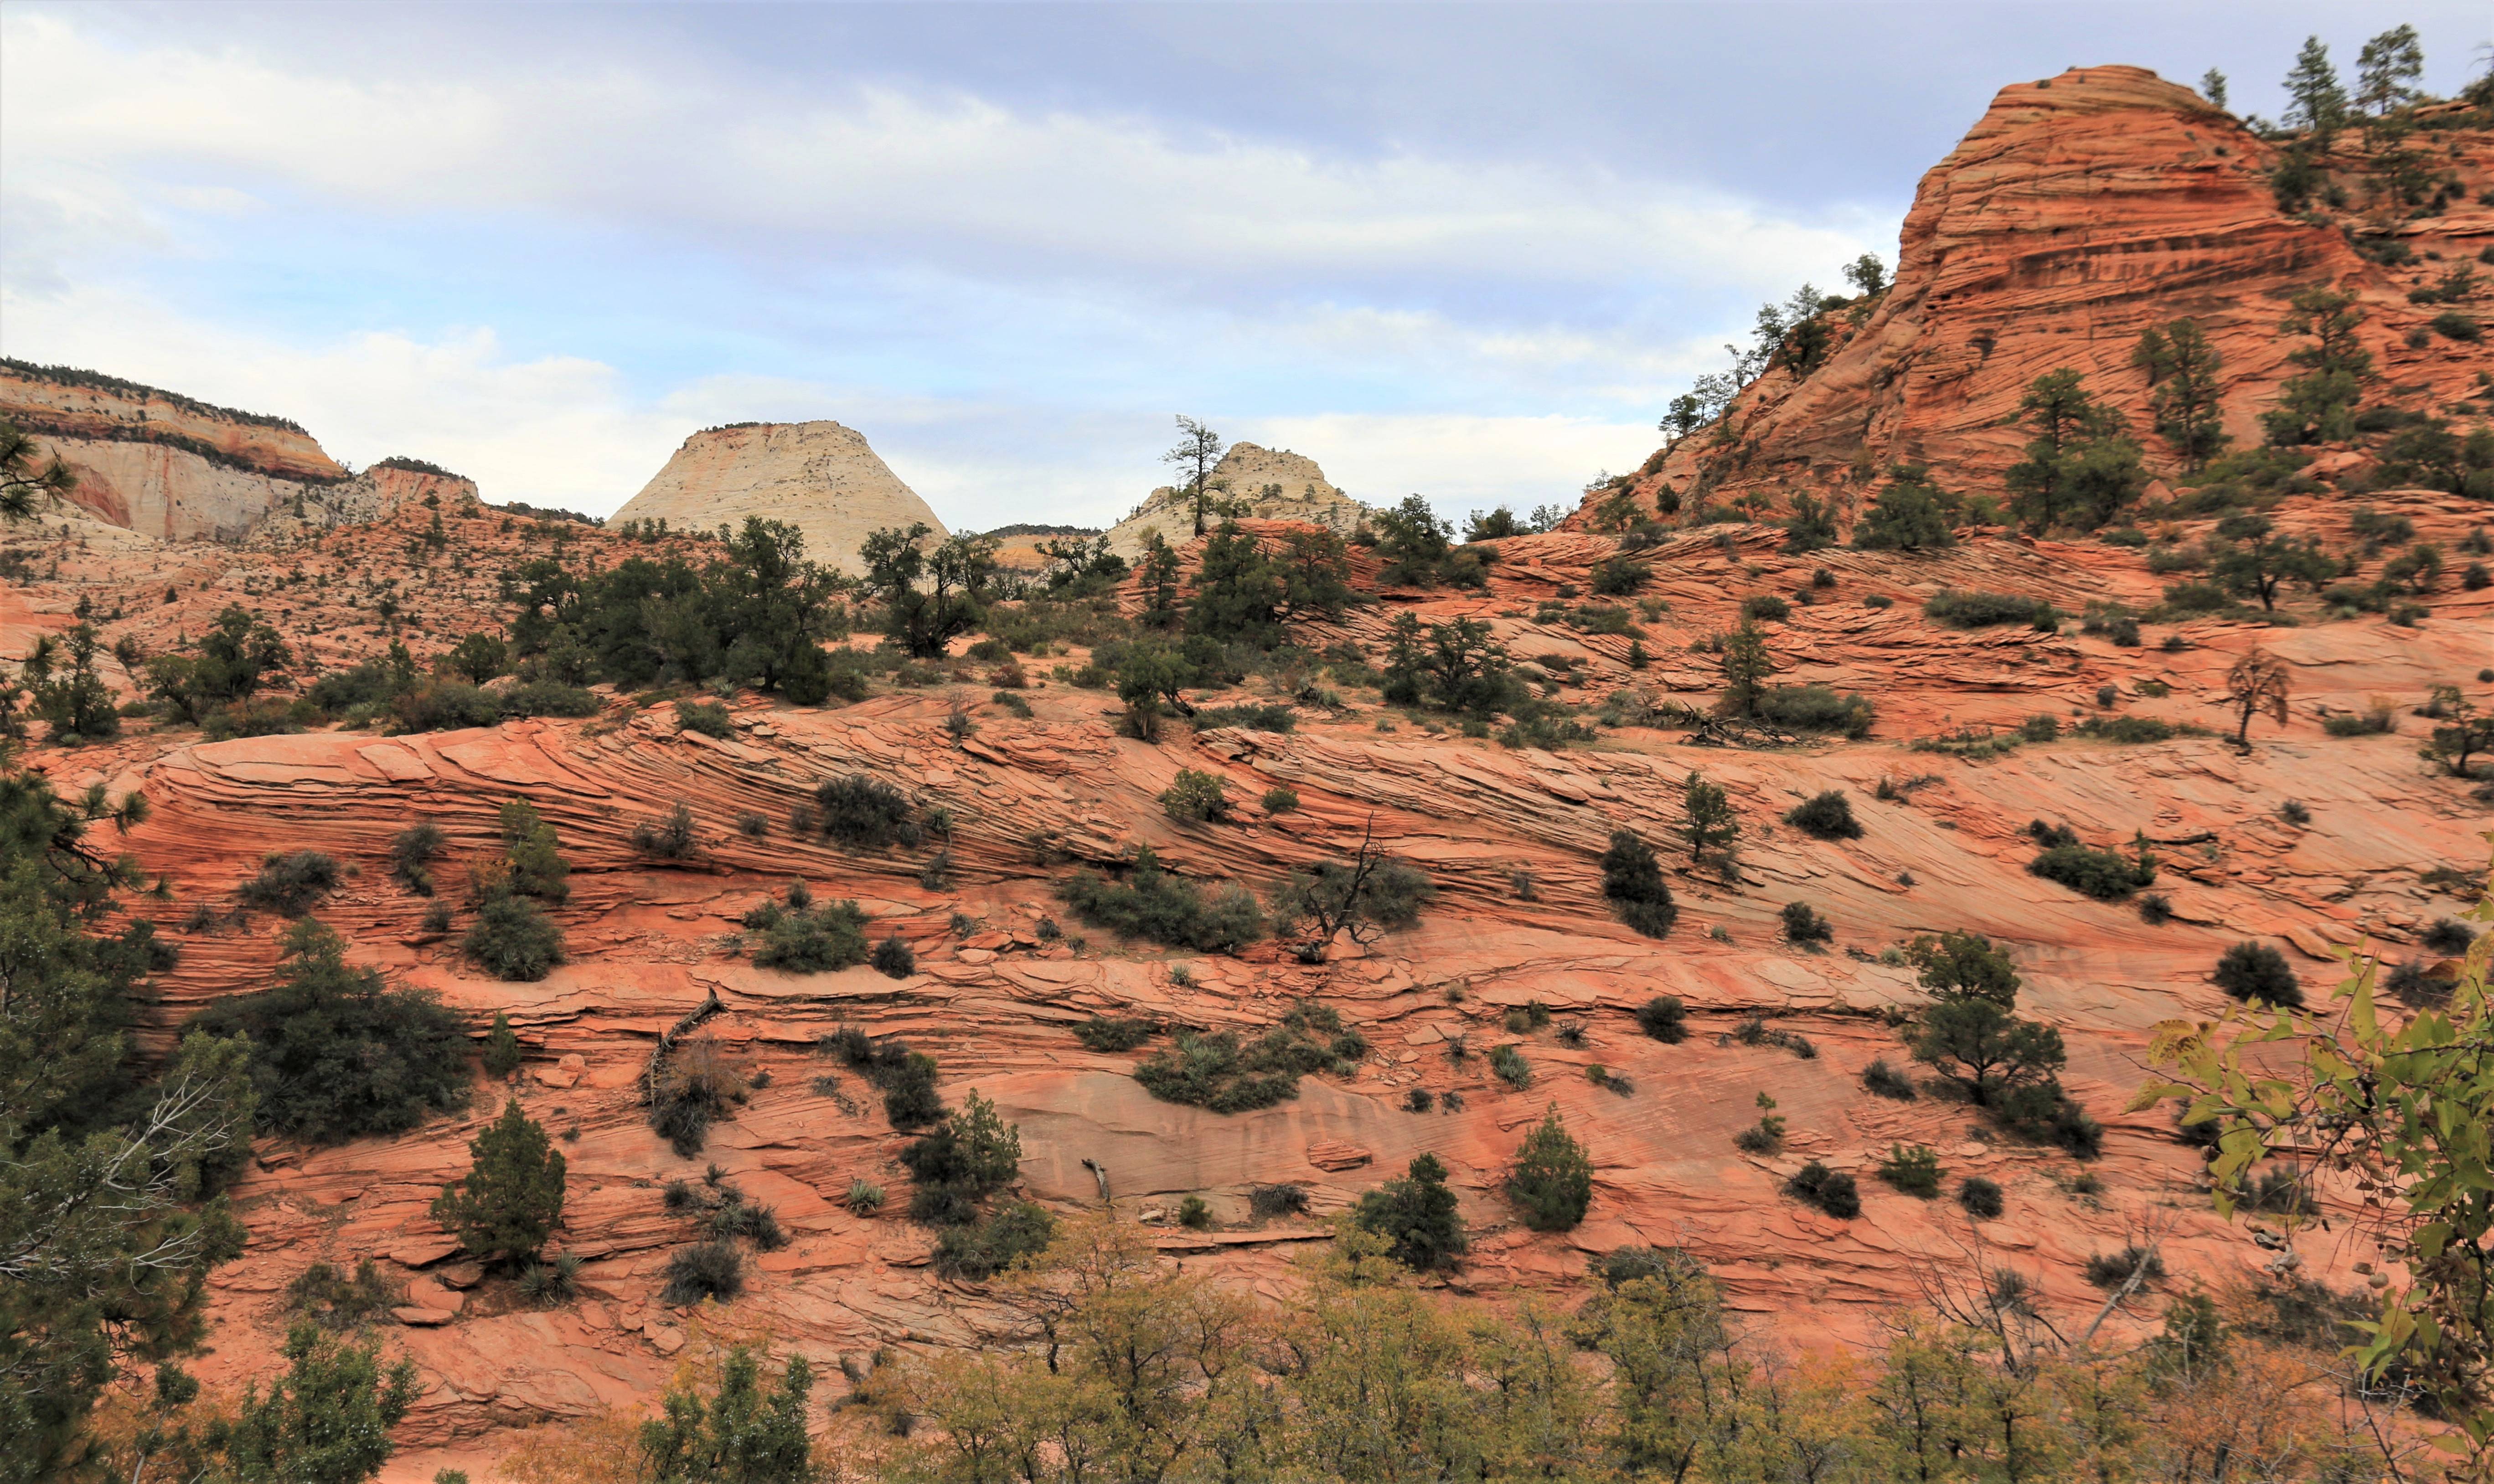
[1616,67,2494,520]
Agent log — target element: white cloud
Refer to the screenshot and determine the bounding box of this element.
[0,12,1877,298]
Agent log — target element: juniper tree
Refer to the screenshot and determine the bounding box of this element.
[1681,772,1739,865]
[430,1098,567,1265]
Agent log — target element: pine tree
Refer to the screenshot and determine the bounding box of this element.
[2200,68,2228,111]
[1717,622,1772,716]
[214,1322,418,1484]
[2261,288,2370,446]
[2131,319,2231,471]
[2355,25,2425,117]
[1137,532,1182,629]
[639,1346,815,1484]
[2004,370,2145,533]
[430,1098,566,1265]
[482,1010,522,1079]
[1507,1104,1594,1231]
[2282,36,2349,138]
[1681,772,1740,865]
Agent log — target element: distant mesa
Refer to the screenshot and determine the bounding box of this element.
[610,420,947,576]
[0,359,470,543]
[1105,441,1369,559]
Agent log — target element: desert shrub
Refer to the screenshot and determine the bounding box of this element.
[1735,1095,1787,1155]
[186,919,469,1143]
[1250,1183,1311,1219]
[482,1010,523,1079]
[1489,1043,1532,1090]
[1925,590,2059,630]
[2138,893,2174,926]
[746,894,870,971]
[2027,826,2155,901]
[1783,790,1861,840]
[1741,594,1791,623]
[1177,1195,1212,1230]
[464,893,566,981]
[1755,685,1875,738]
[1957,1177,2004,1219]
[516,1252,583,1304]
[1634,996,1688,1044]
[735,811,769,839]
[1055,847,1265,952]
[1161,768,1231,823]
[1352,1154,1469,1272]
[2075,715,2180,744]
[872,934,917,978]
[286,1260,398,1330]
[1502,1002,1552,1034]
[1262,784,1300,814]
[1405,1088,1435,1112]
[392,681,504,733]
[1132,1004,1355,1112]
[660,1241,745,1305]
[496,682,599,719]
[2430,310,2482,341]
[1599,829,1676,938]
[430,1097,568,1264]
[1785,1162,1861,1218]
[1781,902,1833,945]
[2323,706,2395,737]
[846,1180,885,1214]
[2083,1245,2166,1289]
[1876,1144,1943,1198]
[630,803,699,859]
[237,850,341,917]
[814,774,919,849]
[389,823,444,895]
[1862,1058,1917,1100]
[1507,1105,1594,1231]
[2214,940,2303,1008]
[933,1201,1057,1279]
[2422,918,2478,955]
[1074,1015,1156,1052]
[1191,704,1295,734]
[649,1036,747,1157]
[675,701,734,738]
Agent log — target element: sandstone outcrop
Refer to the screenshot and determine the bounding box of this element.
[2,359,351,541]
[610,421,947,577]
[1107,441,1366,559]
[1618,67,2494,520]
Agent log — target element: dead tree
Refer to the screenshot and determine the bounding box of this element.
[2225,649,2291,748]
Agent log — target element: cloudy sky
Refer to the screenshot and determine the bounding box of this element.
[2,2,2484,531]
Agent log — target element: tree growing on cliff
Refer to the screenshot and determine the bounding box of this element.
[1162,416,1228,538]
[214,1321,420,1484]
[25,625,119,744]
[2131,319,2231,472]
[1716,621,1773,716]
[1681,773,1739,867]
[1507,1104,1594,1231]
[1270,818,1435,959]
[858,522,999,659]
[1136,532,1182,629]
[2222,649,2292,749]
[2281,36,2349,139]
[2004,370,2147,533]
[2354,25,2425,118]
[2211,515,2336,611]
[2261,288,2370,447]
[2200,68,2229,111]
[430,1098,567,1266]
[1599,828,1677,939]
[1352,1153,1468,1272]
[1843,253,1887,297]
[1853,467,1957,552]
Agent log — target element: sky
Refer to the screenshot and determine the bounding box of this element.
[2,2,2486,533]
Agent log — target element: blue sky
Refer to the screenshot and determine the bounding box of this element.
[3,1,2485,533]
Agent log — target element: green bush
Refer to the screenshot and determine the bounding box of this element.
[482,1010,523,1079]
[813,775,920,849]
[2026,824,2155,901]
[630,803,699,858]
[1785,1161,1861,1218]
[1161,768,1231,823]
[1073,1015,1156,1052]
[1925,590,2059,630]
[389,822,444,894]
[660,1241,744,1305]
[187,919,469,1143]
[1634,996,1687,1043]
[1056,847,1265,952]
[496,682,599,719]
[1957,1177,2004,1219]
[1132,1004,1356,1112]
[2083,1245,2166,1289]
[464,893,566,981]
[1506,1105,1594,1231]
[1599,829,1676,938]
[1876,1143,1943,1198]
[1862,1059,1917,1100]
[237,851,341,917]
[429,1098,567,1264]
[285,1260,398,1331]
[2214,940,2303,1008]
[872,934,917,978]
[1261,785,1300,814]
[1352,1154,1468,1272]
[1781,901,1833,945]
[676,701,734,737]
[1755,685,1875,739]
[2075,715,2179,744]
[1741,594,1791,623]
[1489,1043,1532,1089]
[2429,311,2482,342]
[391,681,504,732]
[746,897,869,972]
[1783,790,1861,840]
[1589,555,1649,595]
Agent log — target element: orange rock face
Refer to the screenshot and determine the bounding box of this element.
[9,475,2489,1479]
[1621,66,2494,517]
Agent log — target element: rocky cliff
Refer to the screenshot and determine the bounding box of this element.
[609,421,947,577]
[1107,441,1367,558]
[1624,66,2494,519]
[1,360,352,541]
